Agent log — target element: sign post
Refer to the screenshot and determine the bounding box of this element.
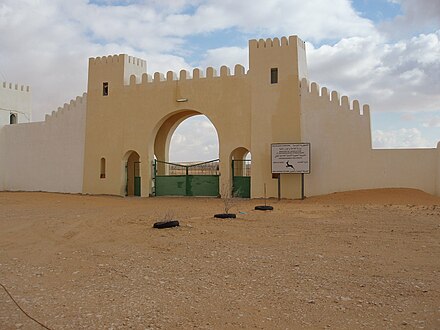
[271,143,311,199]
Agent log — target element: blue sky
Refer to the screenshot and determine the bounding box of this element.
[0,0,439,161]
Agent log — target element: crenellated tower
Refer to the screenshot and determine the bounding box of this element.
[248,35,308,198]
[87,54,147,97]
[0,82,32,126]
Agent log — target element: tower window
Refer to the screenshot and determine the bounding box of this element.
[103,82,109,96]
[100,157,106,178]
[9,113,17,124]
[271,68,278,84]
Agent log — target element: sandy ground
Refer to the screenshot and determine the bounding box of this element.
[0,188,439,329]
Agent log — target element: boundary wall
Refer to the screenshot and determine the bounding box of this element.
[300,78,440,196]
[0,94,87,193]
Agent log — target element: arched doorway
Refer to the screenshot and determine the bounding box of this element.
[152,111,220,196]
[9,113,17,124]
[231,147,251,198]
[125,151,141,196]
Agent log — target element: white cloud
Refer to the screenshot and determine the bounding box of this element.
[372,128,430,148]
[307,31,440,113]
[199,47,248,71]
[422,116,440,128]
[169,115,219,162]
[380,0,440,38]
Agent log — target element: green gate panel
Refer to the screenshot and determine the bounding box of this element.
[187,175,219,196]
[233,176,251,198]
[155,176,187,196]
[134,177,141,196]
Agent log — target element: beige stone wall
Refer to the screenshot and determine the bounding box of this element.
[368,149,438,194]
[0,94,86,193]
[82,56,251,196]
[83,37,308,198]
[301,78,440,196]
[249,36,308,199]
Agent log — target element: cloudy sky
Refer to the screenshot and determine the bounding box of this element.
[0,0,439,161]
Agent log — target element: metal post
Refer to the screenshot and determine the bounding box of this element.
[301,173,305,200]
[278,174,281,200]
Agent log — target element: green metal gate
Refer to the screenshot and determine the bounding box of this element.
[153,159,219,196]
[232,159,251,198]
[125,161,141,197]
[134,161,141,196]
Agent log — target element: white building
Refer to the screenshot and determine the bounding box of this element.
[0,82,32,126]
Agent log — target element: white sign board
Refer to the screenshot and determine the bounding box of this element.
[271,143,311,174]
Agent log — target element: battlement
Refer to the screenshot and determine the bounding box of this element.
[44,93,87,122]
[89,54,146,68]
[249,35,306,50]
[301,78,370,117]
[1,81,30,92]
[126,64,246,87]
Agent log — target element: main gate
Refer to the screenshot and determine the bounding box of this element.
[232,159,251,198]
[153,159,219,196]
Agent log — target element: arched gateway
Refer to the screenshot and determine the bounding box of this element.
[82,36,308,198]
[3,35,438,198]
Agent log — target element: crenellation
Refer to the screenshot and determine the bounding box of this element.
[206,67,216,78]
[234,64,245,76]
[124,63,246,87]
[362,104,370,117]
[310,82,319,96]
[341,96,350,111]
[249,35,303,50]
[300,78,310,92]
[301,79,369,117]
[127,55,146,68]
[141,73,152,84]
[42,93,87,123]
[89,54,125,66]
[220,66,230,77]
[166,71,177,81]
[321,87,329,100]
[193,68,201,79]
[154,72,165,82]
[179,70,190,80]
[89,54,147,68]
[352,100,360,114]
[1,81,30,92]
[331,90,340,105]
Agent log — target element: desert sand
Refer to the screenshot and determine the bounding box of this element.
[0,188,439,329]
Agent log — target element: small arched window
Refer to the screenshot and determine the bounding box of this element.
[10,113,17,124]
[100,157,106,178]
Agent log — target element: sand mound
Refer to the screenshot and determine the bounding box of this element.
[304,188,440,205]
